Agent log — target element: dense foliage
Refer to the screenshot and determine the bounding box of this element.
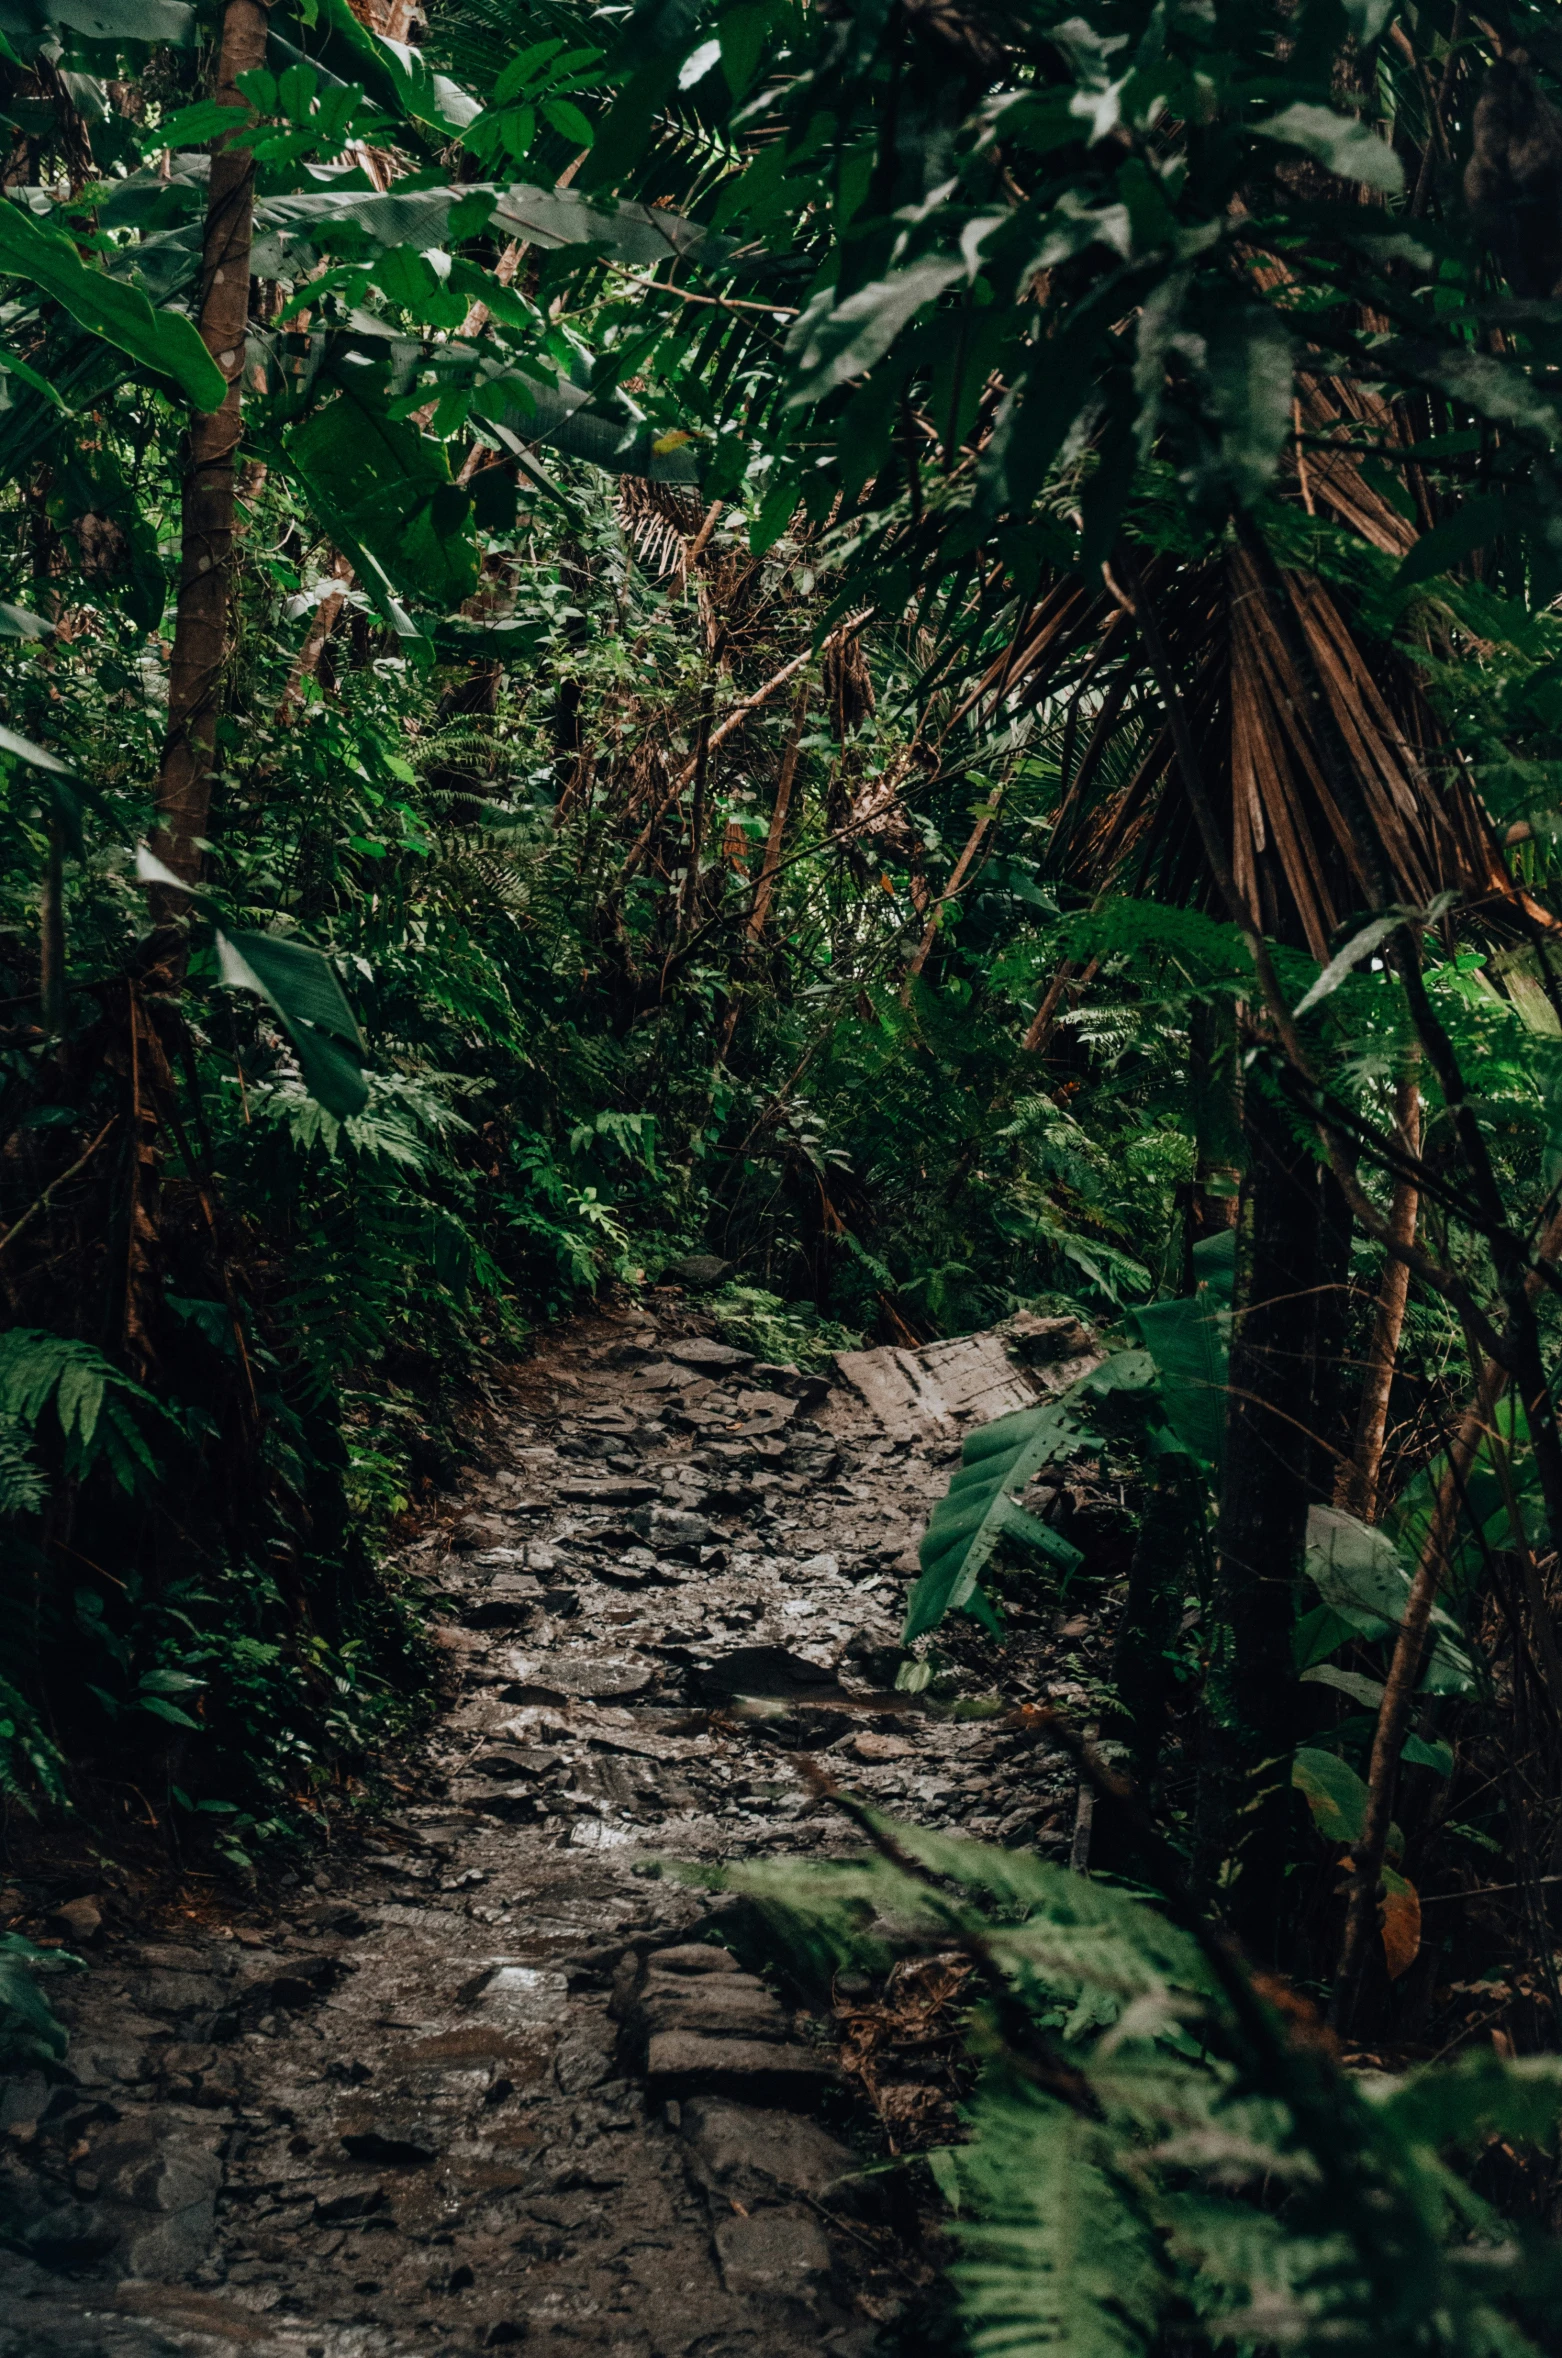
[8,0,1562,2337]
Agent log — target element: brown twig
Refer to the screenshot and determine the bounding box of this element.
[0,1117,116,1258]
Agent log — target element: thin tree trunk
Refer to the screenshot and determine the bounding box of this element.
[39,815,65,1036]
[277,553,353,721]
[1330,1200,1562,2034]
[1201,1085,1333,1958]
[748,682,808,939]
[1184,994,1242,1281]
[150,0,267,911]
[1337,1062,1421,1522]
[1022,957,1099,1053]
[905,809,993,985]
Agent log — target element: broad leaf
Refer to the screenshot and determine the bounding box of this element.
[289,392,478,610]
[904,1389,1097,1642]
[0,197,224,410]
[216,928,369,1121]
[1254,103,1404,196]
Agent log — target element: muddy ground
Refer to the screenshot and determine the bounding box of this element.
[0,1298,1105,2358]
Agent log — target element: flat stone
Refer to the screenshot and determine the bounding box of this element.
[637,1977,789,2044]
[503,1651,654,1701]
[681,2098,860,2206]
[645,2032,835,2107]
[650,1946,743,1976]
[313,2178,389,2224]
[49,1896,103,1944]
[555,1478,661,1505]
[852,1731,913,1762]
[472,1965,570,2028]
[664,1254,734,1290]
[665,1338,753,1371]
[713,2204,833,2298]
[835,1331,1042,1440]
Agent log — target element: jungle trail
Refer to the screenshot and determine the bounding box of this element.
[7,0,1562,2351]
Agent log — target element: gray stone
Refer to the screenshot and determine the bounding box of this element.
[503,1650,654,1701]
[628,1504,711,1556]
[341,2123,438,2166]
[681,2099,859,2207]
[664,1255,734,1290]
[712,2204,832,2298]
[665,1338,753,1372]
[49,1897,103,1944]
[645,2033,835,2108]
[556,1478,661,1506]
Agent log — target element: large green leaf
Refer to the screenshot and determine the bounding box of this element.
[289,391,478,611]
[216,928,368,1121]
[288,0,479,136]
[903,1389,1097,1643]
[0,0,192,49]
[0,197,223,409]
[1123,1231,1233,1468]
[1254,102,1404,196]
[1303,1504,1473,1691]
[474,370,702,484]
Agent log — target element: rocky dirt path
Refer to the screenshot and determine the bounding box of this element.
[0,1299,1097,2358]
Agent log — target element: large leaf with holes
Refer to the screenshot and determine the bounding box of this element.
[0,197,223,408]
[289,391,478,611]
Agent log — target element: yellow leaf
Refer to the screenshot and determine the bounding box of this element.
[1380,1865,1421,1981]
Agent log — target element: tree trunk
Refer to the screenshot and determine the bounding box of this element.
[1336,1063,1420,1522]
[149,0,268,910]
[39,815,65,1037]
[748,682,808,939]
[1183,995,1242,1287]
[1113,1469,1196,1791]
[1200,1083,1341,1957]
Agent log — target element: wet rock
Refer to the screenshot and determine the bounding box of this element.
[666,1337,754,1372]
[646,2033,836,2108]
[556,1477,661,1506]
[49,1896,103,1945]
[628,1504,711,1556]
[341,2123,439,2166]
[664,1254,734,1290]
[713,2204,833,2298]
[680,2098,860,2209]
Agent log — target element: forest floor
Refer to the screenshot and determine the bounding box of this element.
[0,1297,1105,2358]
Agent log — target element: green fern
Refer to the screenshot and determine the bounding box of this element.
[0,1330,163,1492]
[720,1819,1562,2358]
[0,1414,45,1517]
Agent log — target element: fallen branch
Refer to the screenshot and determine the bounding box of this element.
[0,1116,116,1258]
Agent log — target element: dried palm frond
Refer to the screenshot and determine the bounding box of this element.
[988,543,1537,959]
[617,478,706,595]
[824,629,877,739]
